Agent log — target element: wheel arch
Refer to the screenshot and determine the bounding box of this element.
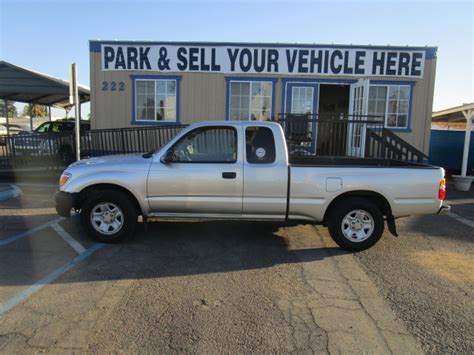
[76,183,144,216]
[323,190,392,225]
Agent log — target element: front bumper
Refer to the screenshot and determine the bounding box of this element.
[55,191,78,217]
[437,204,451,215]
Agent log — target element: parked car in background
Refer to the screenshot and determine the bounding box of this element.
[9,119,90,165]
[56,121,450,251]
[0,123,24,145]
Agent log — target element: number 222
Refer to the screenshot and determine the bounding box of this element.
[102,81,125,91]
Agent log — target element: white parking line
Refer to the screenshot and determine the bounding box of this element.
[51,223,86,254]
[0,243,104,315]
[0,217,65,247]
[448,212,474,229]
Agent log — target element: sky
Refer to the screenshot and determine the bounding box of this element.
[0,0,473,118]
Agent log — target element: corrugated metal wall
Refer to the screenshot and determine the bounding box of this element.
[429,130,474,172]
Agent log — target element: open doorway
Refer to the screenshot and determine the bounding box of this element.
[318,84,350,116]
[317,84,350,156]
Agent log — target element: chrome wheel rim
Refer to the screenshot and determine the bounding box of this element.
[90,202,124,236]
[341,209,374,243]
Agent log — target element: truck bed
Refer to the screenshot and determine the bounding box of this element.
[289,155,436,168]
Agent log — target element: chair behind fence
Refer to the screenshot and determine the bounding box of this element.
[278,113,386,159]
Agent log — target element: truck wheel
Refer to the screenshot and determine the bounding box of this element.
[327,198,384,251]
[80,189,137,243]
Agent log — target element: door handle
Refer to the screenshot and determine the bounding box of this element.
[222,172,237,179]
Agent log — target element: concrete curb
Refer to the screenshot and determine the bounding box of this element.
[0,184,22,202]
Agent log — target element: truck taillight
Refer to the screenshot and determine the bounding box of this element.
[438,178,446,200]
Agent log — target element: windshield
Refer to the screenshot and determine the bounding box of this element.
[35,122,51,133]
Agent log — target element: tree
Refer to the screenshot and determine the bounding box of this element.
[0,101,18,117]
[21,104,47,117]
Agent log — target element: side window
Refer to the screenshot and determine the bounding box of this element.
[169,127,237,163]
[246,127,276,164]
[51,123,62,133]
[51,122,74,133]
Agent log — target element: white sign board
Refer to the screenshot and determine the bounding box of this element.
[101,44,425,78]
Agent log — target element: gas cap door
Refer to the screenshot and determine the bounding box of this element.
[326,177,343,192]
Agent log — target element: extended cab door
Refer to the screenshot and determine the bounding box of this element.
[243,125,288,218]
[147,125,243,215]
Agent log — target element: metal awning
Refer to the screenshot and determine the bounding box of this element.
[433,103,474,181]
[432,103,474,123]
[0,60,90,108]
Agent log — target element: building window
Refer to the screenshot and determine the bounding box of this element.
[229,81,273,121]
[369,85,411,129]
[291,87,314,114]
[134,77,179,123]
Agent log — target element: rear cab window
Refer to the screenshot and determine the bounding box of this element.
[245,126,276,164]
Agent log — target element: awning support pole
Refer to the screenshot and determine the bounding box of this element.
[29,103,33,131]
[461,110,473,177]
[48,105,52,122]
[4,99,10,137]
[70,63,81,162]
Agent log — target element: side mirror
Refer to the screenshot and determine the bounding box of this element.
[161,150,174,164]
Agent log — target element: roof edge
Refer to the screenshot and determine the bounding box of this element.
[432,103,474,117]
[0,60,90,93]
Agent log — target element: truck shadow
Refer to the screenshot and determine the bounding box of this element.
[71,220,347,284]
[0,212,346,288]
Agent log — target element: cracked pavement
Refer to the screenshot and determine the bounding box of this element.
[0,182,472,353]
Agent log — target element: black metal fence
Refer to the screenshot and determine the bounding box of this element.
[84,124,187,156]
[0,116,428,171]
[278,113,427,162]
[0,124,187,170]
[278,113,387,159]
[366,127,428,163]
[0,132,82,169]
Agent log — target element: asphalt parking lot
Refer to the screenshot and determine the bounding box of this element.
[0,180,472,353]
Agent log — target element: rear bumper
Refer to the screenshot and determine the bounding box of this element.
[55,191,78,217]
[437,204,451,215]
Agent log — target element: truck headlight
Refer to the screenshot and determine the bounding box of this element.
[59,173,71,186]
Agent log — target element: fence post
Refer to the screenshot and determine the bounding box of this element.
[380,129,387,159]
[121,128,126,154]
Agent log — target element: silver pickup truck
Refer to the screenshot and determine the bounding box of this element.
[55,121,449,251]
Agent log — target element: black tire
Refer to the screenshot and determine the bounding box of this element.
[327,198,384,251]
[80,189,137,243]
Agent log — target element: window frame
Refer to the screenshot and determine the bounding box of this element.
[369,81,415,132]
[165,126,238,164]
[225,77,277,121]
[130,75,181,126]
